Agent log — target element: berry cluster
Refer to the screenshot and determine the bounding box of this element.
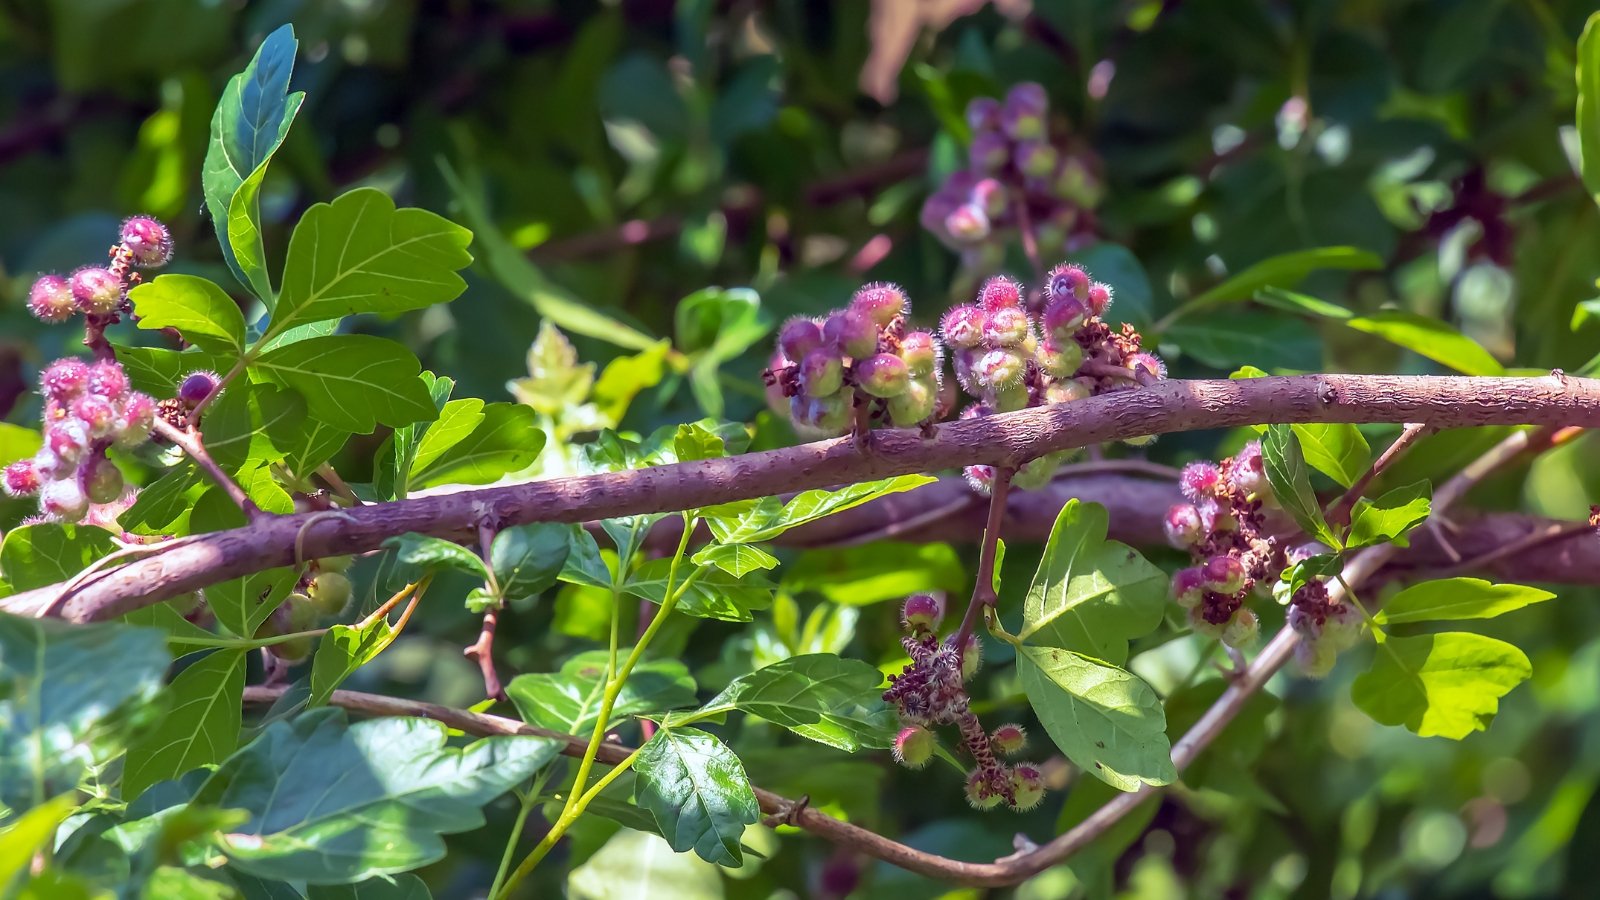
[763,284,943,437]
[255,558,355,663]
[920,84,1102,287]
[25,216,172,325]
[2,358,153,522]
[884,594,1044,812]
[941,264,1166,492]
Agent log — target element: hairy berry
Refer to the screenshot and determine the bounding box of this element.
[970,178,1007,218]
[850,283,907,327]
[85,360,129,399]
[1231,440,1267,495]
[116,393,156,446]
[898,331,940,377]
[1007,763,1046,811]
[1203,555,1247,594]
[965,96,1001,131]
[82,454,124,505]
[823,309,879,359]
[777,317,824,361]
[991,723,1027,756]
[976,276,1023,312]
[959,634,983,681]
[856,353,910,398]
[70,267,122,315]
[964,768,1005,810]
[27,275,76,323]
[969,131,1010,174]
[73,394,117,439]
[1171,567,1205,609]
[1294,638,1337,679]
[940,305,986,349]
[893,725,936,769]
[47,419,89,465]
[1180,461,1223,500]
[790,392,853,437]
[1085,282,1113,317]
[798,349,845,398]
[886,377,938,426]
[1126,351,1166,381]
[178,371,221,408]
[973,348,1025,389]
[1042,296,1088,339]
[982,306,1031,347]
[120,216,174,267]
[1036,336,1083,378]
[41,358,90,403]
[1043,379,1092,405]
[902,594,944,633]
[2,460,40,497]
[1015,140,1058,178]
[1222,608,1259,648]
[1046,264,1089,304]
[1164,504,1204,549]
[40,478,88,522]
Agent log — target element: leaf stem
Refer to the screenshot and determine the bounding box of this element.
[489,770,551,899]
[953,467,1014,656]
[1324,422,1430,527]
[496,747,644,897]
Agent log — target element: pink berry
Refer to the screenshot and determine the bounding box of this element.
[120,216,173,267]
[1164,504,1204,549]
[46,419,89,465]
[70,267,122,315]
[850,283,907,328]
[940,306,986,349]
[964,463,996,493]
[1171,567,1205,609]
[41,358,90,402]
[40,478,88,522]
[856,352,910,398]
[115,393,156,447]
[1036,336,1083,378]
[32,448,69,480]
[1126,352,1166,380]
[823,309,879,359]
[1042,296,1088,339]
[969,131,1010,174]
[27,275,76,323]
[977,276,1023,313]
[1231,440,1266,494]
[2,460,40,497]
[902,594,943,632]
[777,317,824,361]
[1007,762,1046,811]
[178,371,221,408]
[982,306,1032,348]
[965,96,1001,131]
[898,331,940,377]
[893,725,936,769]
[798,348,844,397]
[82,454,124,505]
[1047,264,1090,304]
[85,360,129,400]
[1086,282,1113,317]
[944,204,991,243]
[1203,555,1247,594]
[1180,461,1223,500]
[73,394,117,439]
[973,348,1024,389]
[991,723,1027,756]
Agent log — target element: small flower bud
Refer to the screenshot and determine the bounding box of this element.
[120,216,174,267]
[115,393,156,447]
[1230,440,1267,496]
[70,267,123,315]
[1179,461,1223,500]
[940,306,986,349]
[977,276,1023,313]
[965,768,1005,810]
[1222,608,1260,648]
[1007,763,1046,811]
[902,594,944,632]
[944,204,991,243]
[893,725,936,769]
[1171,567,1205,609]
[897,331,940,377]
[1126,352,1166,381]
[823,309,879,359]
[973,348,1025,389]
[1203,555,1247,594]
[982,306,1031,348]
[2,460,40,497]
[1163,504,1204,549]
[965,96,1001,131]
[40,478,88,522]
[73,394,117,439]
[850,283,908,328]
[1085,282,1113,317]
[82,454,124,505]
[1294,638,1337,678]
[85,360,129,400]
[960,634,983,681]
[27,275,76,323]
[47,420,89,465]
[798,349,844,397]
[777,317,824,361]
[991,723,1027,756]
[970,178,1007,218]
[1043,379,1092,405]
[178,371,221,408]
[886,377,938,426]
[1036,336,1083,378]
[41,358,90,403]
[969,131,1010,174]
[1002,83,1048,138]
[1015,140,1058,178]
[309,571,354,616]
[856,352,910,398]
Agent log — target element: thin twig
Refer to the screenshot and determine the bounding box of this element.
[952,467,1014,656]
[316,464,364,507]
[1324,422,1431,527]
[1420,519,1597,580]
[152,418,260,520]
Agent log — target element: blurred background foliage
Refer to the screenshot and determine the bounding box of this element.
[3,1,1600,897]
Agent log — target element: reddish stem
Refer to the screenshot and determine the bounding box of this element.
[952,467,1014,657]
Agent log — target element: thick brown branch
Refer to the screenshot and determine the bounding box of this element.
[9,374,1600,622]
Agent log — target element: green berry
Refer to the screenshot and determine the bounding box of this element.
[856,353,910,398]
[309,571,354,616]
[893,725,936,769]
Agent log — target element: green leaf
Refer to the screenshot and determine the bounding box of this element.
[112,345,232,399]
[1376,578,1555,625]
[208,568,296,641]
[1351,633,1531,739]
[306,875,432,900]
[1016,501,1168,665]
[694,654,896,751]
[0,794,78,890]
[691,543,779,578]
[202,24,304,299]
[1293,423,1370,489]
[251,335,437,433]
[506,650,697,735]
[384,533,491,582]
[1252,286,1353,319]
[0,614,169,811]
[673,421,730,463]
[1347,480,1432,548]
[129,275,248,357]
[623,558,774,622]
[567,828,724,900]
[0,523,118,591]
[122,649,246,801]
[266,188,473,339]
[201,382,308,473]
[633,727,760,866]
[781,542,965,607]
[1176,247,1382,318]
[559,526,616,589]
[196,708,561,883]
[1017,645,1176,792]
[410,403,544,490]
[1166,312,1321,370]
[310,613,404,708]
[121,466,203,535]
[490,523,570,605]
[1344,311,1505,375]
[705,475,936,545]
[1262,425,1341,547]
[1578,12,1600,205]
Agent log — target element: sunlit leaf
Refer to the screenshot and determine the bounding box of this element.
[506,650,697,735]
[1376,578,1555,625]
[1346,480,1432,548]
[1345,311,1505,375]
[623,558,774,621]
[1351,633,1531,739]
[1262,425,1341,548]
[633,728,760,866]
[1017,645,1176,792]
[129,274,248,357]
[705,475,936,545]
[251,335,437,433]
[695,654,896,751]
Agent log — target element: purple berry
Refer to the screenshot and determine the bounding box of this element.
[1043,296,1088,338]
[965,96,1001,131]
[1086,282,1113,317]
[27,275,76,323]
[178,371,221,408]
[902,594,944,632]
[944,204,991,243]
[1171,567,1205,609]
[970,178,1007,218]
[1127,351,1166,380]
[969,131,1010,174]
[850,283,908,328]
[1007,762,1046,811]
[798,349,844,397]
[86,360,129,400]
[977,276,1023,312]
[1015,140,1058,178]
[940,306,986,349]
[1180,461,1222,500]
[1231,440,1266,495]
[991,723,1027,756]
[964,463,996,494]
[120,216,173,267]
[82,454,124,505]
[41,358,90,402]
[1203,555,1247,594]
[70,267,122,315]
[2,459,40,497]
[823,309,879,359]
[856,352,910,398]
[1047,264,1090,303]
[40,478,88,522]
[777,317,824,361]
[1164,504,1204,549]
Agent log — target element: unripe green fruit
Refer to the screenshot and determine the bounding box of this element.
[850,283,907,328]
[1036,337,1083,378]
[983,307,1032,348]
[898,331,939,377]
[1044,379,1092,405]
[965,769,1004,810]
[893,725,936,769]
[824,309,879,359]
[1011,456,1058,490]
[167,592,204,616]
[1294,638,1337,679]
[309,571,354,616]
[799,349,845,397]
[989,380,1031,413]
[960,635,982,681]
[856,353,910,398]
[285,592,319,631]
[319,555,354,573]
[269,636,315,662]
[974,348,1025,390]
[886,377,937,426]
[1007,763,1046,811]
[1222,608,1259,648]
[83,455,124,505]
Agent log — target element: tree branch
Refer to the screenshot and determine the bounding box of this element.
[8,374,1600,622]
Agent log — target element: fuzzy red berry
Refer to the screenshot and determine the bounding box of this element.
[1085,282,1113,317]
[40,478,88,522]
[897,331,940,377]
[1203,555,1247,594]
[1126,352,1166,381]
[1180,461,1223,500]
[1047,264,1089,303]
[1007,763,1046,811]
[115,393,156,446]
[70,267,122,315]
[893,725,936,769]
[1171,567,1205,609]
[973,348,1025,390]
[887,378,938,426]
[902,594,943,633]
[991,723,1027,756]
[977,276,1023,313]
[41,358,90,403]
[1222,608,1259,648]
[1043,379,1092,404]
[1164,504,1204,549]
[982,306,1031,348]
[1231,440,1267,495]
[850,283,907,328]
[2,460,40,497]
[120,216,174,267]
[970,178,1007,217]
[85,360,129,400]
[940,306,986,349]
[944,204,991,243]
[73,394,117,439]
[27,275,76,323]
[46,420,89,465]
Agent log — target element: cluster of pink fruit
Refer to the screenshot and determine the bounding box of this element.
[920,83,1102,287]
[942,264,1166,492]
[763,284,943,437]
[884,594,1045,812]
[1163,445,1275,649]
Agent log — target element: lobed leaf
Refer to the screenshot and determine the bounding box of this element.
[130,275,248,357]
[1351,632,1531,739]
[251,335,437,433]
[1346,480,1432,548]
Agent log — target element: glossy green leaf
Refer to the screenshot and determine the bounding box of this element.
[623,558,774,621]
[208,568,296,641]
[129,275,248,357]
[490,523,570,605]
[0,523,119,591]
[1262,425,1341,547]
[1294,423,1371,489]
[201,382,307,472]
[506,650,696,735]
[1578,12,1600,205]
[695,654,895,751]
[202,24,303,299]
[782,542,965,606]
[1177,247,1382,318]
[121,649,246,800]
[567,828,724,900]
[266,188,472,338]
[384,533,490,582]
[196,708,561,883]
[1017,644,1176,792]
[1017,501,1168,665]
[633,727,760,865]
[705,475,936,545]
[1376,578,1555,625]
[1351,633,1531,739]
[411,403,544,490]
[691,542,779,577]
[308,612,404,708]
[251,335,437,433]
[1347,480,1432,548]
[559,526,615,589]
[1253,286,1353,319]
[0,614,169,811]
[1345,311,1505,375]
[306,875,432,899]
[111,345,232,399]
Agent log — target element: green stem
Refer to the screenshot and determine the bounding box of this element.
[489,769,552,899]
[167,627,329,650]
[496,748,644,897]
